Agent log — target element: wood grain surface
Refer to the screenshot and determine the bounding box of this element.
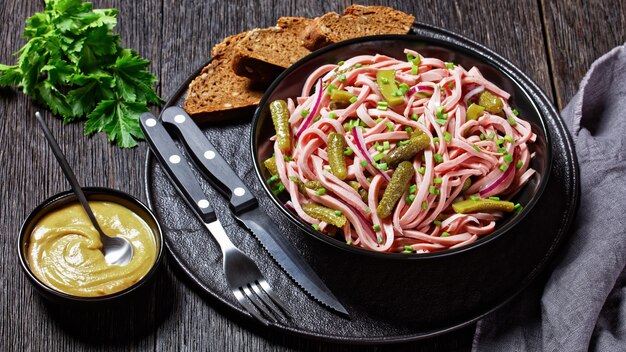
[1,1,623,351]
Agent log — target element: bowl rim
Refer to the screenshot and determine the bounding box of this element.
[17,187,165,302]
[250,33,554,260]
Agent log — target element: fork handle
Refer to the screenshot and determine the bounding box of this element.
[160,107,258,215]
[140,112,217,223]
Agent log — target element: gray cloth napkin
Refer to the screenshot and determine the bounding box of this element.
[472,43,626,352]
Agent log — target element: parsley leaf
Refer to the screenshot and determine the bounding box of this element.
[0,0,163,148]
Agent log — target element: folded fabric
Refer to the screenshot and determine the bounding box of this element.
[473,42,626,352]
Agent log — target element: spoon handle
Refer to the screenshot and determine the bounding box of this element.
[35,112,108,238]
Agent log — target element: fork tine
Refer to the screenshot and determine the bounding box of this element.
[242,285,278,322]
[251,281,286,320]
[233,288,270,326]
[257,279,291,316]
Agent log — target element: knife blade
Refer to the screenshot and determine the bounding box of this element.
[159,106,348,316]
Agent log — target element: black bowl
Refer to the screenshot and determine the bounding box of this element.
[251,35,553,324]
[18,187,164,304]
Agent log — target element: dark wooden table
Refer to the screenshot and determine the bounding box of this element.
[1,1,624,351]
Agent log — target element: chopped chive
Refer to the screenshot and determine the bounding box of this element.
[313,115,321,122]
[514,203,523,214]
[433,137,440,143]
[434,220,442,226]
[373,153,385,161]
[326,84,338,95]
[338,74,346,82]
[283,155,293,161]
[512,109,519,116]
[445,62,454,69]
[267,175,279,184]
[496,138,505,145]
[375,142,383,151]
[386,121,394,131]
[448,82,454,89]
[381,76,389,84]
[334,210,343,216]
[472,144,482,152]
[421,201,428,210]
[441,232,451,237]
[375,117,383,124]
[487,132,495,140]
[329,112,337,119]
[434,153,443,163]
[408,194,416,202]
[288,176,299,182]
[409,184,417,194]
[488,196,500,201]
[516,160,524,169]
[499,164,508,171]
[508,117,517,126]
[411,64,418,75]
[442,113,449,119]
[366,177,372,183]
[503,154,513,163]
[405,126,413,133]
[383,141,390,150]
[480,133,485,140]
[406,53,415,62]
[377,101,389,110]
[315,188,327,195]
[411,113,419,121]
[344,147,354,156]
[399,83,410,93]
[373,224,381,231]
[403,245,414,253]
[504,135,514,143]
[398,140,410,146]
[392,89,402,96]
[272,182,285,195]
[435,118,447,126]
[337,60,345,66]
[312,223,320,230]
[360,160,368,167]
[429,185,439,195]
[346,239,353,245]
[498,147,507,153]
[418,166,426,175]
[433,177,442,184]
[355,63,362,68]
[365,207,371,213]
[300,109,310,117]
[470,195,481,201]
[376,163,388,171]
[377,234,383,244]
[443,132,452,143]
[436,106,445,118]
[349,96,358,104]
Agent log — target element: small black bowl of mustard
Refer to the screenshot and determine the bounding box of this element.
[18,187,164,303]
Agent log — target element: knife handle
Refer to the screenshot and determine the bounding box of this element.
[139,112,217,223]
[161,106,258,215]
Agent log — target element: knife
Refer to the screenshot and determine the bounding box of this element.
[158,106,348,316]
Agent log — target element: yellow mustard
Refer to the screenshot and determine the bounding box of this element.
[27,201,157,297]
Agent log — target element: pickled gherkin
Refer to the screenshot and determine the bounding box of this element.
[304,180,323,190]
[451,199,515,214]
[269,100,291,152]
[384,130,430,168]
[327,132,347,180]
[478,91,503,114]
[376,70,404,106]
[329,89,354,109]
[302,203,347,228]
[263,156,278,175]
[466,103,485,120]
[377,161,415,218]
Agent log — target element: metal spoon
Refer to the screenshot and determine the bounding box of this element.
[35,112,134,266]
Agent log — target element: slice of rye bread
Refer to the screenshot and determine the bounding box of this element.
[231,17,313,85]
[184,32,265,121]
[302,5,415,51]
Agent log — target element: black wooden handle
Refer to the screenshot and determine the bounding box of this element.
[161,107,258,214]
[139,112,216,223]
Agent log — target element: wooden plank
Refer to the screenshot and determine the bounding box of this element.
[541,0,626,109]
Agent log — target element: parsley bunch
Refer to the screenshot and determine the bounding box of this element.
[0,0,164,148]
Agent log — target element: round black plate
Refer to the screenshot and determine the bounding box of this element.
[144,23,579,344]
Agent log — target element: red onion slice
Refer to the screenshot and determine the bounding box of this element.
[479,160,514,197]
[408,84,435,96]
[352,126,391,181]
[296,79,324,138]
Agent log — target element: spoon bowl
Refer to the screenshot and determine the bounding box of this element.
[35,112,134,266]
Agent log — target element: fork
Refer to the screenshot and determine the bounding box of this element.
[139,112,289,325]
[206,221,289,325]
